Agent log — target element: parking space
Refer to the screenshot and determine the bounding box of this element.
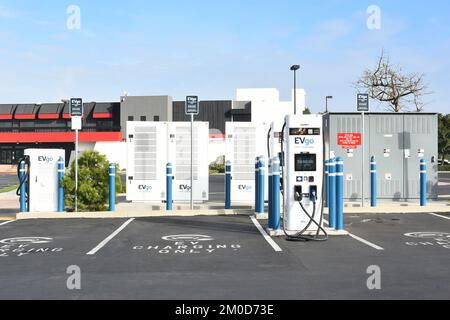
[0,173,17,190]
[0,212,449,299]
[0,219,131,299]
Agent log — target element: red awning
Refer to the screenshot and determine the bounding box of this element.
[14,104,37,120]
[0,105,15,120]
[92,103,114,119]
[93,113,113,119]
[0,132,123,143]
[15,114,36,120]
[38,104,61,120]
[38,114,60,119]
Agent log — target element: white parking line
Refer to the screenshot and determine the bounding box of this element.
[250,216,283,252]
[348,233,385,251]
[0,220,15,227]
[86,218,135,255]
[428,213,450,221]
[323,218,384,251]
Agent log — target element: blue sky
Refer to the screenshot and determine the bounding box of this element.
[0,0,449,113]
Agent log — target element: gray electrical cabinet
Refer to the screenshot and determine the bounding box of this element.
[324,113,438,201]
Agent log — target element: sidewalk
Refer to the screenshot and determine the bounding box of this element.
[8,193,450,220]
[325,200,450,214]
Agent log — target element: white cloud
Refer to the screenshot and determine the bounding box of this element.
[0,6,24,19]
[303,19,353,50]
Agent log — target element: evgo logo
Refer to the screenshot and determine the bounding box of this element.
[295,137,315,146]
[138,185,153,192]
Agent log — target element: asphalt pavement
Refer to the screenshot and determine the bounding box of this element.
[439,172,450,198]
[0,173,17,190]
[0,212,449,299]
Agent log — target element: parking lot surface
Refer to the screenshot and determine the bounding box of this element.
[0,174,16,190]
[0,212,449,300]
[439,172,450,198]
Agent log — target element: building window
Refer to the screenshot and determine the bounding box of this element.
[154,116,160,122]
[128,116,134,121]
[140,116,147,122]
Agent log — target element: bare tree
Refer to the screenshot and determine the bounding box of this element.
[355,51,431,112]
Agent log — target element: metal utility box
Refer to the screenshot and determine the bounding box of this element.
[126,122,168,202]
[324,113,438,201]
[24,149,65,212]
[126,121,209,203]
[225,122,270,202]
[168,123,209,202]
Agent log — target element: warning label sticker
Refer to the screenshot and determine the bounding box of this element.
[338,133,362,149]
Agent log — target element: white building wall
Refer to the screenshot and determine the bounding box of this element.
[94,142,127,170]
[68,142,127,170]
[236,88,306,132]
[208,138,226,164]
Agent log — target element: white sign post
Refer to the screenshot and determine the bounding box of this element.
[186,96,199,210]
[70,98,83,212]
[357,94,369,208]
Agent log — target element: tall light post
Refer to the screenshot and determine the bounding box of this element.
[326,96,333,113]
[290,65,300,115]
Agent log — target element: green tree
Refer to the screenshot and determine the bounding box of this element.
[438,114,450,165]
[62,150,122,212]
[303,107,311,115]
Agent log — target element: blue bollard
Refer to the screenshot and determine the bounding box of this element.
[109,163,116,212]
[371,156,377,208]
[166,163,173,211]
[325,160,330,208]
[269,157,281,230]
[268,159,273,220]
[328,158,336,229]
[225,161,232,209]
[255,157,260,212]
[257,157,265,214]
[420,159,427,207]
[58,157,65,212]
[336,157,344,231]
[19,160,27,213]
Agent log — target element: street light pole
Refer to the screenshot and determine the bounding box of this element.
[326,96,333,113]
[290,65,300,115]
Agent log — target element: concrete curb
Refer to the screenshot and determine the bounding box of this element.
[0,196,18,201]
[16,209,255,220]
[336,204,450,214]
[267,228,348,237]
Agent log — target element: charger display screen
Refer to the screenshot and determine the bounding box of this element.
[295,154,316,172]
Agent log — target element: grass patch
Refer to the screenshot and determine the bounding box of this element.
[0,185,18,194]
[439,165,450,172]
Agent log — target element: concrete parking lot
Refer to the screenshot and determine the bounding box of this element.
[0,212,449,299]
[439,172,450,198]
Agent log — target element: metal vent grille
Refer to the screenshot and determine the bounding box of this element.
[404,116,431,134]
[134,127,157,180]
[175,126,199,180]
[337,116,361,133]
[233,127,256,180]
[375,116,403,134]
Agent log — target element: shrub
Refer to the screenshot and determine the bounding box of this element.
[209,163,225,174]
[209,155,226,174]
[62,150,122,212]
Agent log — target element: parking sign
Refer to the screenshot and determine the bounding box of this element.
[70,98,83,117]
[357,94,369,112]
[186,96,199,116]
